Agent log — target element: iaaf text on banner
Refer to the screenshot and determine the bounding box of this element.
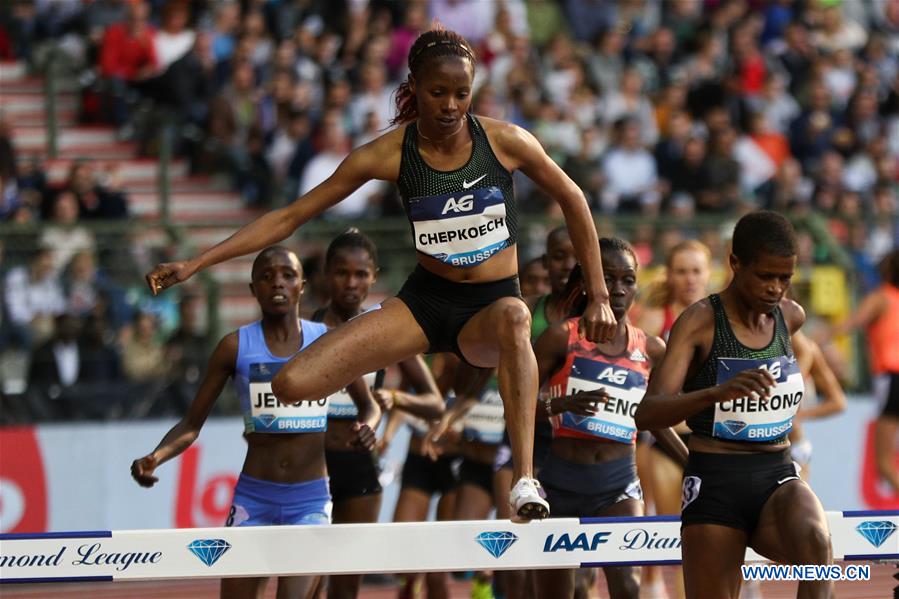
[1,512,897,583]
[1,402,897,534]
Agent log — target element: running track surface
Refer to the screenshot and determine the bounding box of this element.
[2,564,896,598]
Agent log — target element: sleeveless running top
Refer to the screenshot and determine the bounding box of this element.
[235,319,329,434]
[531,294,551,342]
[397,114,517,268]
[685,294,803,444]
[546,318,650,444]
[868,284,899,374]
[310,307,381,419]
[660,304,677,341]
[462,379,506,445]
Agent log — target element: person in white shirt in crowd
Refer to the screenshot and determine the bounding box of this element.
[299,109,386,219]
[601,117,659,214]
[3,247,67,348]
[39,191,96,276]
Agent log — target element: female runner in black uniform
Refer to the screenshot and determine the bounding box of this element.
[145,27,616,519]
[312,229,444,599]
[635,212,833,599]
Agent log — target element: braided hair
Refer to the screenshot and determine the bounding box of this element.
[391,27,476,126]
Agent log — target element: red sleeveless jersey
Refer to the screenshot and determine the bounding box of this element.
[546,318,651,444]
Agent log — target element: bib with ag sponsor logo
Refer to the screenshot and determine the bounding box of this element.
[408,187,511,268]
[327,371,378,419]
[247,362,328,433]
[712,356,804,442]
[463,388,506,444]
[397,115,518,269]
[547,320,650,444]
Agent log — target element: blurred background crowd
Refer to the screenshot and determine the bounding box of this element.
[0,0,897,423]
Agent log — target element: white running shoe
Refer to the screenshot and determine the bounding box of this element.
[509,477,549,521]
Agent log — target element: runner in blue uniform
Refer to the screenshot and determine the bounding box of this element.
[131,246,380,599]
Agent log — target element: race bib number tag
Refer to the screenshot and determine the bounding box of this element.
[713,356,804,442]
[248,362,328,433]
[326,371,377,419]
[560,357,647,443]
[463,390,506,444]
[409,186,511,268]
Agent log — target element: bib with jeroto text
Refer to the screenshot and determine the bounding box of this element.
[246,362,328,433]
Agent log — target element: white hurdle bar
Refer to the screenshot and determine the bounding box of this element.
[1,511,897,584]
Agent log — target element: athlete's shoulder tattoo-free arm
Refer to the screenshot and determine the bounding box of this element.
[492,121,607,304]
[147,332,239,466]
[635,301,716,430]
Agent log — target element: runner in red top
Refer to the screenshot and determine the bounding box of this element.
[533,238,687,599]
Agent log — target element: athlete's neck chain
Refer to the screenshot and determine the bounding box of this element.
[417,114,467,145]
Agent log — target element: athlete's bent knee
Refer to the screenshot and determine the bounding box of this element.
[800,522,832,561]
[497,300,531,343]
[271,369,310,404]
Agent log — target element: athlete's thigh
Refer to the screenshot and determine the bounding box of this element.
[453,483,494,520]
[750,480,829,564]
[332,493,381,524]
[681,524,747,599]
[281,298,429,397]
[393,488,432,522]
[650,452,685,515]
[222,576,268,599]
[276,575,320,599]
[436,488,458,521]
[597,500,642,599]
[456,296,531,367]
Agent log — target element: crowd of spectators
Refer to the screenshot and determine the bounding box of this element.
[0,0,898,421]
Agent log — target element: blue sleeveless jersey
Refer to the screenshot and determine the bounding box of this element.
[234,319,329,433]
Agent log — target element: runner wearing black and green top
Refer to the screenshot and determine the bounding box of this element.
[635,211,832,599]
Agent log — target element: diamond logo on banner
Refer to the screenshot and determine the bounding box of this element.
[475,531,518,558]
[722,420,747,435]
[855,521,897,548]
[188,539,232,566]
[258,414,277,428]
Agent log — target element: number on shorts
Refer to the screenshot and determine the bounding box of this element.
[681,476,701,510]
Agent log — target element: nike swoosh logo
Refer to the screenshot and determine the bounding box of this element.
[777,475,800,485]
[462,174,487,189]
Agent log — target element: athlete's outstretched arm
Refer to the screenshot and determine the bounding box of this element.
[130,333,238,487]
[635,303,776,430]
[146,137,397,294]
[376,354,445,420]
[497,123,615,343]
